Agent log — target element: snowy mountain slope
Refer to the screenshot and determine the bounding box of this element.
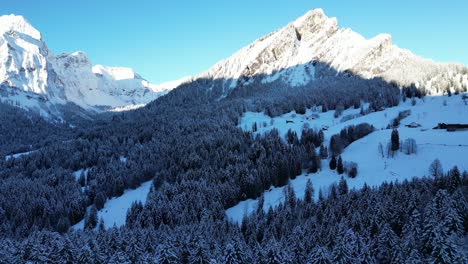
[227,94,468,222]
[0,14,185,117]
[196,9,468,95]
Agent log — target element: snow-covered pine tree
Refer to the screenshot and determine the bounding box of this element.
[308,246,332,264]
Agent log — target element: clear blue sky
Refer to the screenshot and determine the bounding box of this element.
[1,0,467,83]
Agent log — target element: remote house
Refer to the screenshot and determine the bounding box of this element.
[434,123,468,131]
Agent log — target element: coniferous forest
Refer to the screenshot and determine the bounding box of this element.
[0,67,467,263]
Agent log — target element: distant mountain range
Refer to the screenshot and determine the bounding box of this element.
[0,14,187,118]
[0,9,467,118]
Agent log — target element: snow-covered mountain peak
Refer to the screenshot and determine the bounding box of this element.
[197,9,467,95]
[0,14,184,118]
[0,14,41,40]
[293,8,337,34]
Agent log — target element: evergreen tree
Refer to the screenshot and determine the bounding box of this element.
[98,218,105,232]
[78,173,86,187]
[285,184,297,209]
[304,179,314,204]
[337,156,344,174]
[329,155,337,170]
[447,166,461,192]
[94,192,106,210]
[155,241,179,264]
[338,177,348,195]
[56,216,70,234]
[257,194,265,217]
[391,128,400,152]
[57,239,74,264]
[308,246,332,264]
[319,145,328,159]
[222,243,245,264]
[286,129,299,145]
[430,225,465,264]
[308,148,320,174]
[376,224,399,263]
[85,206,98,230]
[189,238,211,264]
[77,245,93,264]
[264,242,283,264]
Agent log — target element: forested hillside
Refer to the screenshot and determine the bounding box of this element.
[0,60,467,262]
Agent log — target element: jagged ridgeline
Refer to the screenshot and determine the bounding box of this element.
[0,15,188,118]
[0,8,467,263]
[0,9,467,119]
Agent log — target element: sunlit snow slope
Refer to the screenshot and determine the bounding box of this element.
[227,94,468,223]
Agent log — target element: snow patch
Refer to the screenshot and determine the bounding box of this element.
[73,180,153,229]
[5,150,35,161]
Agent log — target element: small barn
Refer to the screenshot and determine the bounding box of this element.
[433,123,468,131]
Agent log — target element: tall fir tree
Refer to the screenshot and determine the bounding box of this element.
[337,156,344,174]
[329,155,337,170]
[391,128,400,152]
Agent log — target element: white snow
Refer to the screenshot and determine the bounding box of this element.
[4,150,34,161]
[72,169,88,181]
[73,180,153,229]
[119,156,128,164]
[0,15,41,40]
[109,104,146,112]
[227,94,468,223]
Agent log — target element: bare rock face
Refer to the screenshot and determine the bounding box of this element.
[196,8,468,95]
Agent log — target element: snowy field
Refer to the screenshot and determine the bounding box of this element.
[227,94,468,222]
[73,180,153,229]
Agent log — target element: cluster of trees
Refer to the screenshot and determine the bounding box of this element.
[329,155,358,178]
[388,110,411,128]
[329,123,374,156]
[379,128,417,158]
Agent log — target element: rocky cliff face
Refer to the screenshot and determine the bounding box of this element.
[0,15,184,118]
[196,9,468,95]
